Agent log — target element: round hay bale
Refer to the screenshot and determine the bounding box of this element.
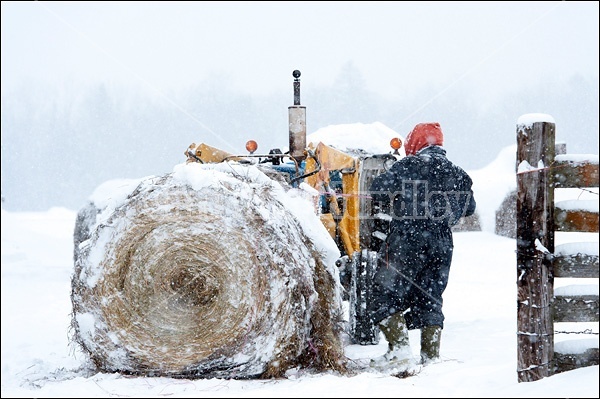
[451,212,482,232]
[495,189,517,238]
[71,163,347,379]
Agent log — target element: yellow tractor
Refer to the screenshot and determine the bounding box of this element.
[184,70,404,345]
[70,70,407,379]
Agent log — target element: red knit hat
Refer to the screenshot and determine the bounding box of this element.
[404,122,444,156]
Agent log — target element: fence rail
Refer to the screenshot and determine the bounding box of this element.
[516,118,599,383]
[553,252,599,278]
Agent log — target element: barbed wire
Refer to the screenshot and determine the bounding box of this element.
[554,329,599,335]
[576,187,599,197]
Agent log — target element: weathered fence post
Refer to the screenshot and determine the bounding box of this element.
[516,117,556,382]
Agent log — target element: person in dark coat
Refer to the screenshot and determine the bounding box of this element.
[368,122,476,369]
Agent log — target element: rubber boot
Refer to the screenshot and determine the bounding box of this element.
[370,312,413,370]
[420,325,442,364]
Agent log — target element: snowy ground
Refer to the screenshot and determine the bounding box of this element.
[1,206,598,398]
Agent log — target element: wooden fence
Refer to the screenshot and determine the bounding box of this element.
[516,119,599,382]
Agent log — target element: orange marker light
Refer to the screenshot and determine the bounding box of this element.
[390,137,402,150]
[246,140,258,154]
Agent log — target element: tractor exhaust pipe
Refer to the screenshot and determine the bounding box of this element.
[289,70,307,162]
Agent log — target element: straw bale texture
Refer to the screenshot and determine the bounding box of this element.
[71,166,346,379]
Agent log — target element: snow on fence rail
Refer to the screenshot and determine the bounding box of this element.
[515,116,599,383]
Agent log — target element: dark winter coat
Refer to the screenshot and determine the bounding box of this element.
[368,145,476,329]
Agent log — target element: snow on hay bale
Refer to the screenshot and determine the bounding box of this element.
[70,162,347,379]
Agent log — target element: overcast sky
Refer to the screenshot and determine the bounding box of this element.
[2,1,598,102]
